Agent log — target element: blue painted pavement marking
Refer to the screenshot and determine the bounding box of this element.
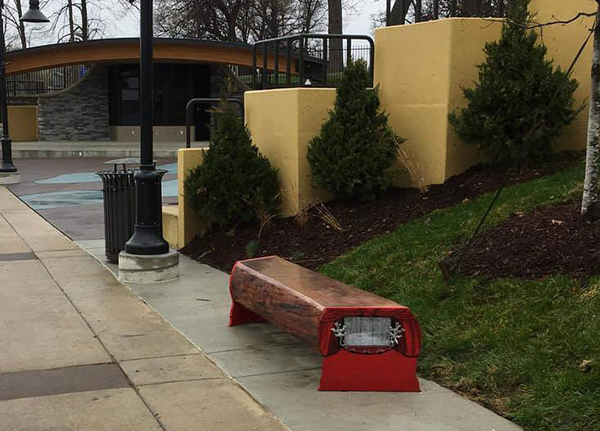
[35,172,101,184]
[22,180,179,210]
[34,163,178,185]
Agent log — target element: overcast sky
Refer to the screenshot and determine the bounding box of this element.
[25,0,384,46]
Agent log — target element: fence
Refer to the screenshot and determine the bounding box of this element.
[386,0,508,26]
[7,64,88,105]
[251,34,374,90]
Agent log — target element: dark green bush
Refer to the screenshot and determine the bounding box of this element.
[184,101,280,227]
[307,59,403,201]
[449,0,580,166]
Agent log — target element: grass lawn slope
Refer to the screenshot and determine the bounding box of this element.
[321,162,600,431]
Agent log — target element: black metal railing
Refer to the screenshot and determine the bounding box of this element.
[7,64,89,104]
[386,0,508,26]
[251,34,374,90]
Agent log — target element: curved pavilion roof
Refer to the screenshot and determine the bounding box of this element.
[5,38,284,76]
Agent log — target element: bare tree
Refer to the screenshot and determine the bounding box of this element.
[81,0,88,40]
[46,0,133,43]
[327,0,342,70]
[378,0,507,27]
[297,0,326,33]
[3,0,28,49]
[154,0,326,42]
[582,2,600,220]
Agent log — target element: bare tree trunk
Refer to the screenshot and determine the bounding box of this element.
[582,6,600,221]
[389,0,411,25]
[328,0,342,71]
[81,0,89,40]
[14,0,26,48]
[67,0,76,41]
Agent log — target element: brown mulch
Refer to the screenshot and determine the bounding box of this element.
[181,153,583,273]
[458,200,600,280]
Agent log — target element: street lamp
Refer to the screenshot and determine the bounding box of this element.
[123,0,169,256]
[21,0,49,23]
[0,0,48,185]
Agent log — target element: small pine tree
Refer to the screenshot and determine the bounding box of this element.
[307,59,403,201]
[449,0,580,166]
[184,101,280,227]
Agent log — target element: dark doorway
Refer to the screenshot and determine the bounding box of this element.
[108,63,212,140]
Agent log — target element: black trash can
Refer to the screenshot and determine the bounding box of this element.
[97,160,138,263]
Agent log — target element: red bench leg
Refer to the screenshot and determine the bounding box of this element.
[319,350,420,392]
[229,301,267,326]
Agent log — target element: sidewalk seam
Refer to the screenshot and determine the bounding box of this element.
[34,255,171,431]
[83,246,294,431]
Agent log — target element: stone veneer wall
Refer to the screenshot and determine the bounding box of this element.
[38,65,109,141]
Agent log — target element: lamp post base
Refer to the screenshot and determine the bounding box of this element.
[125,169,170,255]
[118,249,179,284]
[0,171,20,185]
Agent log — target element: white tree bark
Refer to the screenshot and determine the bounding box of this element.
[582,5,600,221]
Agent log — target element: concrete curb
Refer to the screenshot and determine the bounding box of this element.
[13,149,179,159]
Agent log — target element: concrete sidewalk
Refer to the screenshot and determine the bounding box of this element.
[78,250,524,430]
[0,186,288,431]
[1,183,523,431]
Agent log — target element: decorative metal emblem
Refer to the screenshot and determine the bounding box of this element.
[389,321,405,346]
[331,322,348,347]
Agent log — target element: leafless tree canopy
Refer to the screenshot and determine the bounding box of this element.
[154,0,327,43]
[47,0,134,42]
[375,0,508,29]
[3,0,28,49]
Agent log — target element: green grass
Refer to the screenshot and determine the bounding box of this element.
[321,162,600,431]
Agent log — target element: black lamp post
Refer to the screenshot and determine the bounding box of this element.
[124,0,169,256]
[0,0,48,181]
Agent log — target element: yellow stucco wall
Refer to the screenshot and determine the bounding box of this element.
[240,2,591,213]
[5,106,38,142]
[445,19,503,178]
[529,0,596,150]
[162,205,179,249]
[375,18,503,186]
[177,148,206,248]
[245,88,334,215]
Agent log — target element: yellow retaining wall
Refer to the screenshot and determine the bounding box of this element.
[161,148,206,250]
[240,2,593,214]
[162,205,179,249]
[375,18,503,186]
[5,106,38,141]
[245,88,335,216]
[177,148,206,248]
[529,0,596,150]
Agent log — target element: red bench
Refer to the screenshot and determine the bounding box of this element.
[228,256,421,392]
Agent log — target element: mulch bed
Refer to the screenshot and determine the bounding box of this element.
[182,153,583,273]
[458,200,600,280]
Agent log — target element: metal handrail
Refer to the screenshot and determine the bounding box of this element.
[185,98,244,148]
[251,33,375,90]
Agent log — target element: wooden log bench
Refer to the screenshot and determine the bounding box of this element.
[228,256,421,392]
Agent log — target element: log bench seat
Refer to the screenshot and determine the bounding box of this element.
[228,256,421,392]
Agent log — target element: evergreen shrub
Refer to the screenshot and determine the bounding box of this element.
[184,101,280,227]
[449,0,580,166]
[307,59,403,201]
